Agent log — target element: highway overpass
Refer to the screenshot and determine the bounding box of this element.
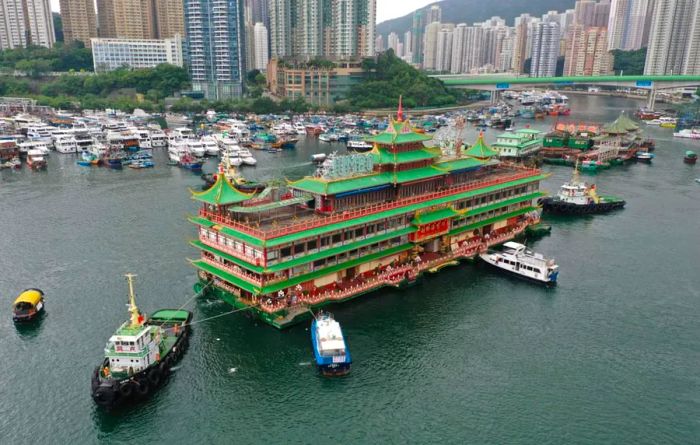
[431,74,700,109]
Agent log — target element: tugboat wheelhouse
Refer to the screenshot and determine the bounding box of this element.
[189,106,547,328]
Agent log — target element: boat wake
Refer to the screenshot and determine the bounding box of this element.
[228,367,238,374]
[298,362,312,366]
[170,365,183,372]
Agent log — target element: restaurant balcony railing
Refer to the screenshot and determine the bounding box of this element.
[198,167,541,242]
[201,257,264,287]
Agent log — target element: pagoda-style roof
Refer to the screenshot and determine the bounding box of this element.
[604,112,639,134]
[464,133,499,159]
[366,118,433,146]
[371,146,440,164]
[191,173,256,205]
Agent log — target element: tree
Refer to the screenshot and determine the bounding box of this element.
[611,48,647,75]
[16,59,52,77]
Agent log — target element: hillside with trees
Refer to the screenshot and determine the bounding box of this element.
[611,48,647,75]
[346,50,458,109]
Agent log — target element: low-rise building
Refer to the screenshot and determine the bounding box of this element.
[91,36,184,72]
[266,59,366,106]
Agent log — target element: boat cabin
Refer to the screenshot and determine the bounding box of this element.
[104,324,161,377]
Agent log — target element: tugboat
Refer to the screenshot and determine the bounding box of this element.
[540,167,625,214]
[91,274,192,409]
[12,288,45,322]
[311,312,352,376]
[479,242,559,285]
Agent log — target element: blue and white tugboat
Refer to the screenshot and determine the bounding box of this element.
[479,242,559,285]
[311,312,351,376]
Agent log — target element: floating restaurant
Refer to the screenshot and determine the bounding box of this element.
[189,105,547,328]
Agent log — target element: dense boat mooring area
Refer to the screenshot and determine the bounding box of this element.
[1,95,699,443]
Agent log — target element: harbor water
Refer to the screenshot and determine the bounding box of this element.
[1,95,699,444]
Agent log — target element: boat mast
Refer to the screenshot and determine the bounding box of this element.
[125,273,141,327]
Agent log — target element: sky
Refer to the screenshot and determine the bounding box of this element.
[50,0,435,24]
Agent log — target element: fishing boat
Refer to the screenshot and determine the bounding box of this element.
[311,312,351,376]
[179,152,204,170]
[91,274,192,409]
[78,149,101,166]
[1,157,21,169]
[479,242,559,285]
[12,288,45,322]
[346,138,373,152]
[540,167,625,214]
[311,153,327,163]
[635,152,655,162]
[684,151,698,164]
[26,149,47,169]
[128,160,154,169]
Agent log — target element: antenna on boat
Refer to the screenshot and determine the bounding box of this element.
[125,273,142,327]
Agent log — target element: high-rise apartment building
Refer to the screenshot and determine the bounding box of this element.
[154,0,185,39]
[530,21,560,77]
[59,0,97,47]
[450,23,467,74]
[564,25,613,75]
[511,14,532,73]
[112,0,155,39]
[411,10,425,64]
[268,0,374,60]
[435,24,454,72]
[427,5,441,24]
[96,0,117,37]
[0,0,29,49]
[185,0,244,99]
[254,22,269,71]
[607,0,650,50]
[268,0,292,57]
[0,0,54,49]
[644,0,699,75]
[422,21,441,71]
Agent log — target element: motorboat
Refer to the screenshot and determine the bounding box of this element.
[200,136,220,156]
[479,242,559,285]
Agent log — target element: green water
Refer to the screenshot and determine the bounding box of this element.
[1,96,699,444]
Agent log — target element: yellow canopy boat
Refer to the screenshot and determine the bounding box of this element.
[12,288,45,322]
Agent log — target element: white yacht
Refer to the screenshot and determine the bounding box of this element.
[149,128,167,148]
[54,134,78,154]
[173,127,195,140]
[134,129,152,149]
[200,136,220,156]
[237,147,257,166]
[480,242,559,285]
[74,131,94,152]
[221,150,243,167]
[168,140,187,163]
[25,125,54,146]
[186,139,206,158]
[293,122,307,135]
[17,140,51,156]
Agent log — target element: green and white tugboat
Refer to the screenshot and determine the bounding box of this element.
[91,274,192,409]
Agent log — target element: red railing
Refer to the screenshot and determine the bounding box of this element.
[199,235,263,266]
[199,166,541,242]
[202,257,264,287]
